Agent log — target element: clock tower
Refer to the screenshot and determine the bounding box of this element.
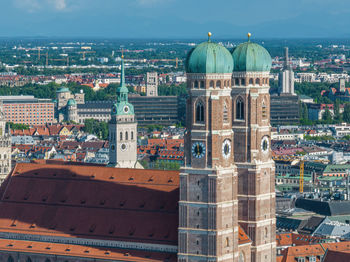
[108,56,143,169]
[231,34,276,262]
[178,33,239,262]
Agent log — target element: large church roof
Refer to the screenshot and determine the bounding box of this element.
[0,161,179,247]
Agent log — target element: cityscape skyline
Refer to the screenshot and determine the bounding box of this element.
[0,0,349,38]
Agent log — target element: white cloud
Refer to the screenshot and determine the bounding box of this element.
[49,0,67,10]
[14,0,68,12]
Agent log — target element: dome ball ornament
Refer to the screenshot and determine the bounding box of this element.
[247,32,251,41]
[208,32,212,42]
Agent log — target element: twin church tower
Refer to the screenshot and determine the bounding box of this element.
[179,33,276,262]
[108,33,276,261]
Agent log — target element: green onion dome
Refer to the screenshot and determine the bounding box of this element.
[232,34,272,72]
[186,32,234,74]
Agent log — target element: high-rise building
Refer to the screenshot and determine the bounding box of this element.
[278,47,295,95]
[108,57,143,169]
[0,104,11,183]
[146,72,158,96]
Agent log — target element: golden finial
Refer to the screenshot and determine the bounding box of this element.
[208,32,212,42]
[247,32,251,41]
[121,49,124,59]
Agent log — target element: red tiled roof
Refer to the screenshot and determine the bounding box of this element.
[0,239,176,261]
[323,249,350,262]
[0,162,180,246]
[281,241,350,262]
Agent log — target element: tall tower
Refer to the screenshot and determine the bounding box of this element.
[108,56,143,169]
[146,72,158,96]
[179,33,239,262]
[278,47,295,95]
[67,98,78,123]
[231,34,276,262]
[0,104,11,183]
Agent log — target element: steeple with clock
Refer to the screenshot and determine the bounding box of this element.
[178,33,239,262]
[231,33,276,262]
[108,56,143,169]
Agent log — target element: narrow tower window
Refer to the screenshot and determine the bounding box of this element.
[125,131,128,140]
[200,81,204,88]
[236,98,244,120]
[235,78,240,86]
[194,81,198,88]
[223,102,229,123]
[209,81,214,88]
[256,78,261,86]
[249,78,253,85]
[131,131,134,140]
[262,100,267,118]
[216,80,221,88]
[195,101,204,123]
[120,132,123,141]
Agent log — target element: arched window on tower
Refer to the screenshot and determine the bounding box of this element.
[235,78,240,86]
[125,131,128,140]
[216,80,221,89]
[200,81,204,88]
[209,81,214,88]
[249,78,253,85]
[120,132,123,141]
[236,97,244,120]
[223,101,229,123]
[195,101,205,123]
[194,81,198,88]
[131,131,134,140]
[262,100,267,118]
[238,252,245,262]
[256,78,261,86]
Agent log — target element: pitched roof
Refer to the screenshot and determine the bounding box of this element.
[0,239,176,261]
[323,249,350,262]
[0,162,179,246]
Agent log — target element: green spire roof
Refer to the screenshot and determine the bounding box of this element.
[111,56,134,116]
[67,98,77,106]
[186,33,233,74]
[232,35,272,72]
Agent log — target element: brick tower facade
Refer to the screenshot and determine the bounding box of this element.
[232,36,276,262]
[179,34,239,262]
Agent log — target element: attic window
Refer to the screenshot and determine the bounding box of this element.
[45,247,51,250]
[148,177,154,182]
[89,224,96,233]
[29,223,36,228]
[65,248,70,252]
[27,245,32,248]
[168,178,173,183]
[124,253,130,257]
[129,177,134,181]
[109,226,115,234]
[49,224,56,230]
[84,250,89,253]
[90,175,95,178]
[109,176,115,180]
[34,172,38,176]
[7,244,13,247]
[105,251,110,255]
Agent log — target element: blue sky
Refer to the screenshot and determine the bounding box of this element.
[0,0,349,38]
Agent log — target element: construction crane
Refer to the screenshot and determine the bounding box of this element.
[273,156,328,193]
[50,56,69,66]
[78,51,96,60]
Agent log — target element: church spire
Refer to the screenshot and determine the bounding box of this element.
[117,51,129,103]
[120,50,126,88]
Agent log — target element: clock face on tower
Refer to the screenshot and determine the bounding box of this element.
[120,143,128,152]
[123,105,129,113]
[261,136,269,153]
[222,139,231,159]
[191,141,206,159]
